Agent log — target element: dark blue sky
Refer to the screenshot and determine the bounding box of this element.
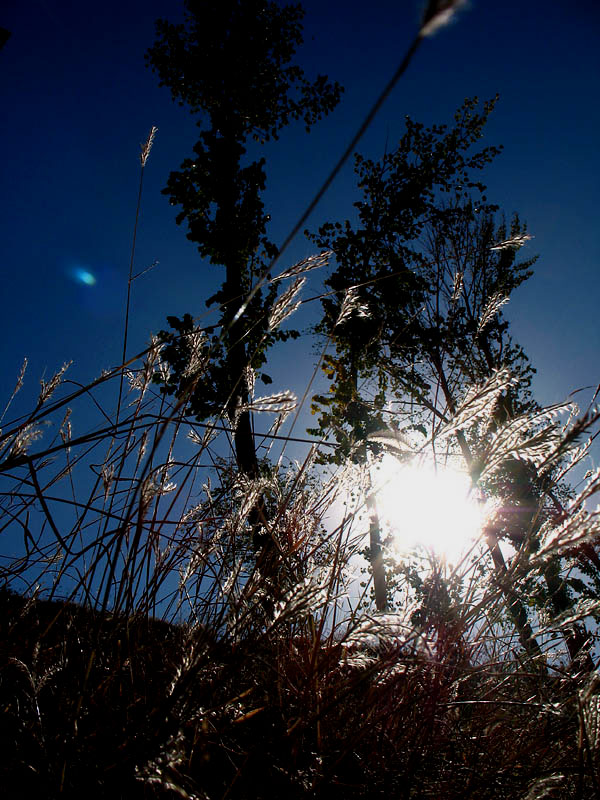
[1,0,599,436]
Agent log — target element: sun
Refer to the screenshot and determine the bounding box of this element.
[371,453,487,563]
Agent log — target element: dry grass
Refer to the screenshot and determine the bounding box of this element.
[1,3,600,793]
[1,274,599,798]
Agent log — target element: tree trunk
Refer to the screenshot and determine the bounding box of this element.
[366,488,388,612]
[347,351,390,612]
[485,529,546,665]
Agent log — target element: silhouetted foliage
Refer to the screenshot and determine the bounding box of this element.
[307,97,510,462]
[147,0,342,478]
[307,97,599,666]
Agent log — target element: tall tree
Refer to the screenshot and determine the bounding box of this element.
[308,97,504,613]
[147,0,341,487]
[396,205,593,668]
[308,98,593,667]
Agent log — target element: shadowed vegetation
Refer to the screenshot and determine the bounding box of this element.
[1,1,600,797]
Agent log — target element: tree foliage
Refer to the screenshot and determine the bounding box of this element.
[146,0,342,475]
[307,97,597,662]
[307,96,518,461]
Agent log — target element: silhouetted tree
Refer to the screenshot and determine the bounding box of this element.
[309,97,593,667]
[308,97,505,614]
[147,0,341,484]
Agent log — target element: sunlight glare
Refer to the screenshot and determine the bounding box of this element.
[372,454,486,563]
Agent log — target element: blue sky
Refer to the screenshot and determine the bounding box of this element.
[1,0,599,442]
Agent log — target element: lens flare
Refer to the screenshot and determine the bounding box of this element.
[73,267,97,286]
